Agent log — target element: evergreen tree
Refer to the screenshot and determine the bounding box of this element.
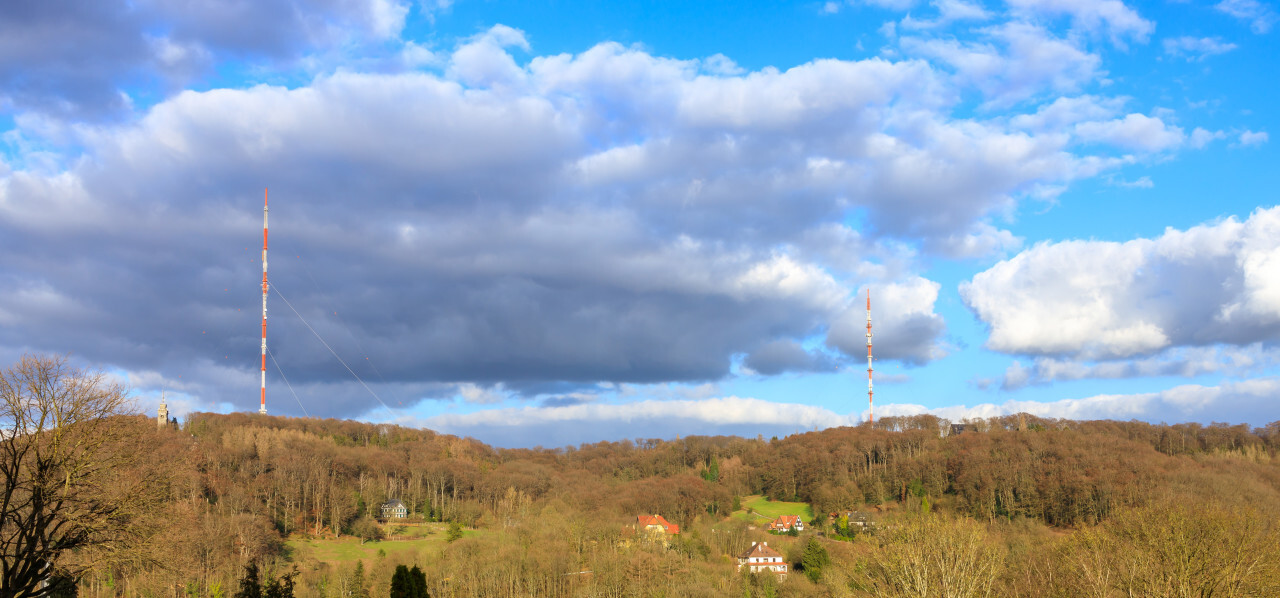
[263,569,298,598]
[389,565,411,598]
[408,565,428,598]
[801,537,830,583]
[233,563,262,598]
[349,561,369,598]
[446,521,463,543]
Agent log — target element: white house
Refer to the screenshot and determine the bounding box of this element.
[737,541,788,576]
[380,499,408,519]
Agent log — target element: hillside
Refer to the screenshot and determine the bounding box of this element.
[80,413,1280,597]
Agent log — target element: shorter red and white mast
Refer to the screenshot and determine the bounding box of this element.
[259,188,268,415]
[866,289,873,424]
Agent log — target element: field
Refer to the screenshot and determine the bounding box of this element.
[732,494,814,523]
[286,523,478,564]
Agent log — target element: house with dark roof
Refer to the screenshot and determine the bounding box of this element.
[737,541,788,576]
[830,511,877,530]
[766,514,804,532]
[380,499,408,519]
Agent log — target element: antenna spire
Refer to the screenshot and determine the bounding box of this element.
[260,188,268,415]
[866,288,873,425]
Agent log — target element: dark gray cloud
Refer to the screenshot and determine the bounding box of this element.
[0,0,405,118]
[744,339,840,376]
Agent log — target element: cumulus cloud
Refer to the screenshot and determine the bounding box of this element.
[1239,130,1269,146]
[962,207,1280,360]
[5,39,1035,415]
[1163,36,1239,61]
[0,21,1210,418]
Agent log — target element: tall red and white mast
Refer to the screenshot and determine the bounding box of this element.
[866,289,873,424]
[259,188,269,415]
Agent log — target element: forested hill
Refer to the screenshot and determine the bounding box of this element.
[101,413,1280,597]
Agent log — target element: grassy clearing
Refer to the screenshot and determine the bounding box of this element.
[286,524,478,565]
[732,495,814,523]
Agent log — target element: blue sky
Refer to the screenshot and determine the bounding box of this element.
[0,0,1277,448]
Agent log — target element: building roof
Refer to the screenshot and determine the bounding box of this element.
[382,499,406,508]
[768,515,802,529]
[637,514,679,534]
[738,541,784,560]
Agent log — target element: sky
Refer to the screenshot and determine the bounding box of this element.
[1,0,1277,448]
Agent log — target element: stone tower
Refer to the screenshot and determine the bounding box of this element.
[157,392,169,429]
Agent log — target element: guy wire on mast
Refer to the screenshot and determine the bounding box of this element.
[260,188,269,415]
[866,288,873,425]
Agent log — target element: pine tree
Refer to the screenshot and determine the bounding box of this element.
[349,561,369,598]
[233,563,262,598]
[446,521,463,543]
[408,565,428,598]
[389,565,411,598]
[801,537,830,583]
[263,569,298,598]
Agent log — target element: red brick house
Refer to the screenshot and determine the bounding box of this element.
[737,541,788,576]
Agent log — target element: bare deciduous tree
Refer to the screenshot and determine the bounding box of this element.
[0,354,155,598]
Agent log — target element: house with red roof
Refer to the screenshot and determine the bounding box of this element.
[633,514,679,546]
[737,541,788,576]
[766,514,803,532]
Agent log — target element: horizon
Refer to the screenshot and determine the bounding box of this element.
[1,0,1277,449]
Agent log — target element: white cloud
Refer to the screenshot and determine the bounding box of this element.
[448,24,531,89]
[900,0,992,30]
[903,23,1102,107]
[1000,344,1280,389]
[1216,0,1278,33]
[1190,127,1227,148]
[1074,113,1185,152]
[1005,0,1155,45]
[882,378,1280,424]
[963,207,1280,360]
[1162,36,1239,61]
[368,0,410,38]
[1010,95,1126,131]
[426,376,1278,447]
[1239,130,1269,146]
[865,0,921,10]
[937,221,1024,257]
[401,41,440,68]
[422,396,858,447]
[457,382,509,405]
[1113,175,1152,188]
